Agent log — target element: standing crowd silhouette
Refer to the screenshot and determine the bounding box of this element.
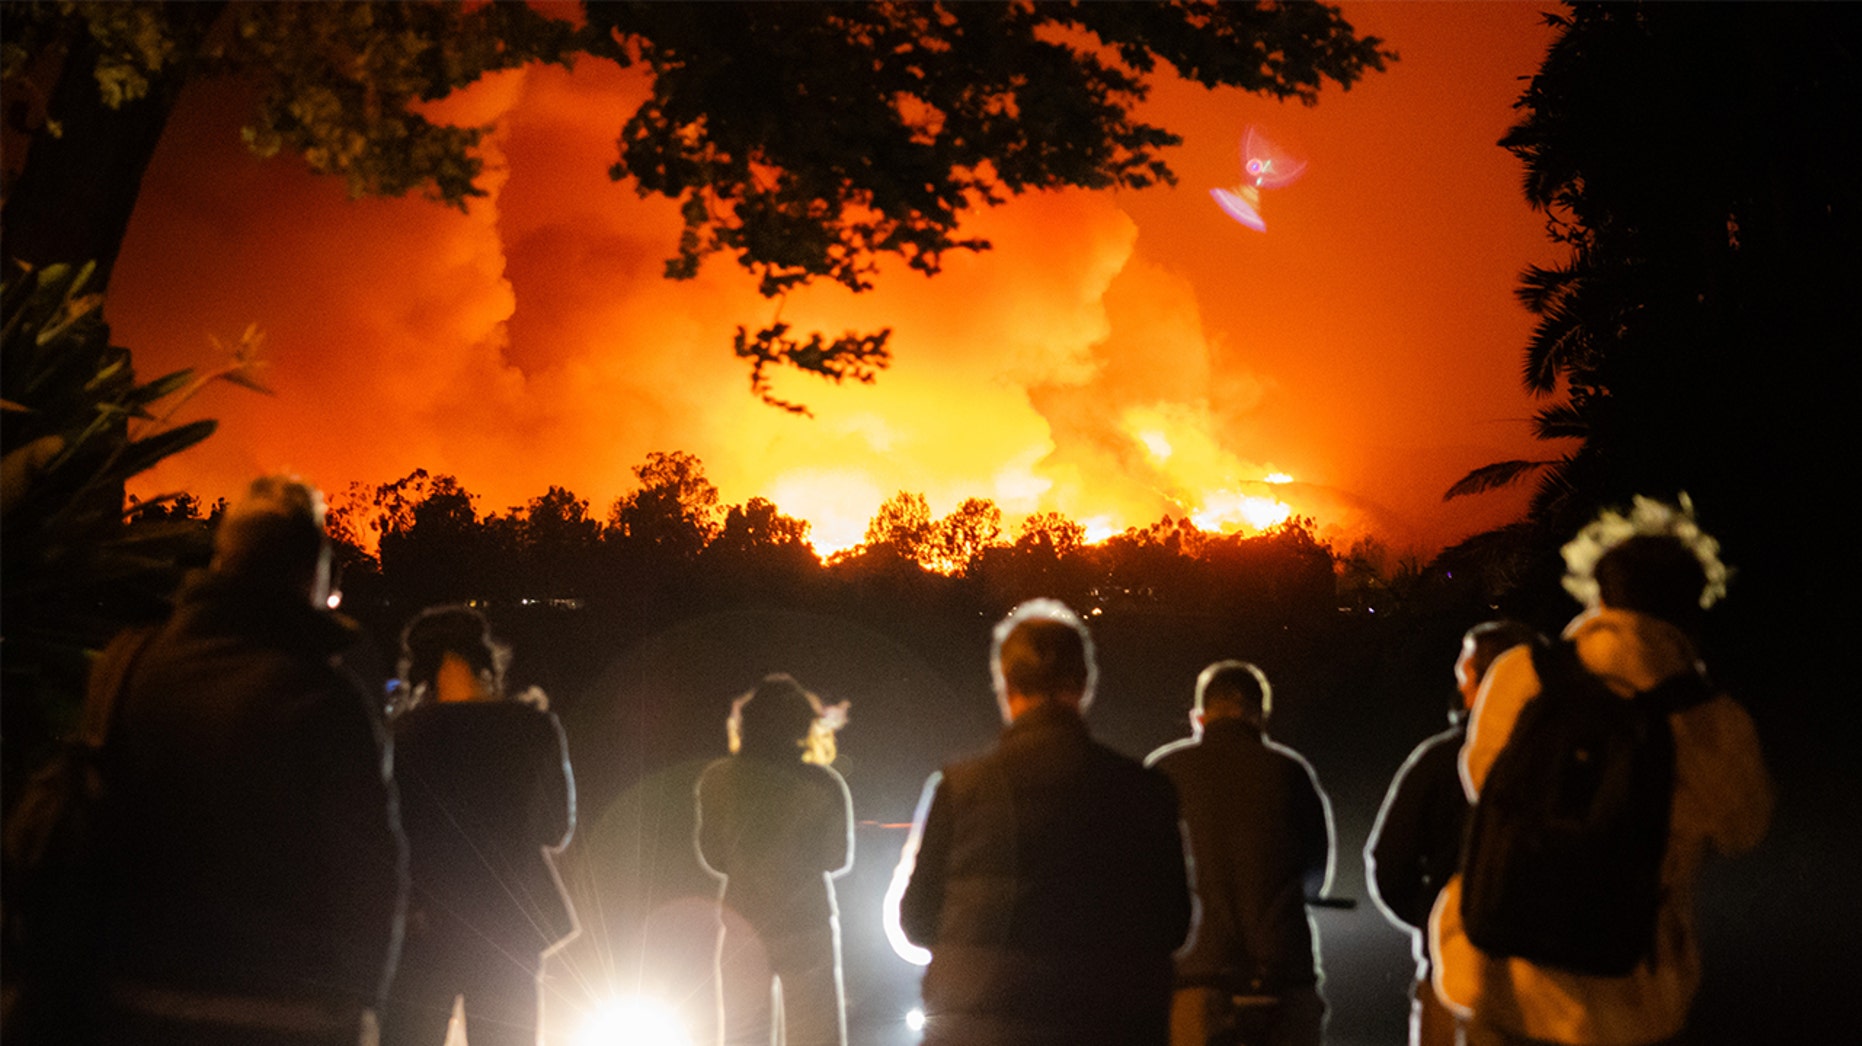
[1,475,1772,1046]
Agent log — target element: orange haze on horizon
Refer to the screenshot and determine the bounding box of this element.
[109,2,1557,560]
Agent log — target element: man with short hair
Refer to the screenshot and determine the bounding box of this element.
[1146,660,1336,1046]
[1430,497,1773,1046]
[891,599,1191,1045]
[1366,620,1539,1046]
[102,475,407,1046]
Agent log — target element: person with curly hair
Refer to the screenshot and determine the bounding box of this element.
[695,673,853,1046]
[378,606,576,1046]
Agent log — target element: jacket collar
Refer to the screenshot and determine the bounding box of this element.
[1198,717,1266,745]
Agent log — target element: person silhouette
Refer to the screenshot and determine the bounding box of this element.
[1430,497,1773,1045]
[1146,660,1336,1046]
[890,599,1190,1046]
[695,674,853,1046]
[1366,621,1538,1046]
[378,605,577,1046]
[99,475,406,1046]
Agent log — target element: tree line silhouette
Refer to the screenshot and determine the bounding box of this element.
[130,449,1351,680]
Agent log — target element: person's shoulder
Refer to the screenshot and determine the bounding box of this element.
[799,759,850,790]
[1086,734,1146,767]
[938,747,992,789]
[1262,734,1314,761]
[1488,640,1541,687]
[488,698,561,735]
[1144,735,1198,770]
[1263,736,1327,787]
[1089,738,1176,794]
[1400,726,1465,776]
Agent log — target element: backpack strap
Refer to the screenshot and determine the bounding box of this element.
[1529,634,1715,715]
[77,626,158,747]
[1525,637,1597,703]
[1638,664,1716,715]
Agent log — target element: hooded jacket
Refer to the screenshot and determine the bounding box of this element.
[106,571,406,1012]
[1430,607,1773,1045]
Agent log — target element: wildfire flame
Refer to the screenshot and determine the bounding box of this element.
[757,406,1302,563]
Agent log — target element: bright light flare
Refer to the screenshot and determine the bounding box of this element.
[1190,490,1294,534]
[1212,125,1307,233]
[906,1007,927,1032]
[575,997,692,1046]
[1263,472,1294,485]
[1137,430,1173,461]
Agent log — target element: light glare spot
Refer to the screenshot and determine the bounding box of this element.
[906,1007,927,1032]
[576,997,691,1046]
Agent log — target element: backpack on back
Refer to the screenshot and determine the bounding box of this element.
[1458,638,1712,977]
[1,626,153,1038]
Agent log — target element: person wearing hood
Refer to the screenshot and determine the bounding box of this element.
[101,475,407,1046]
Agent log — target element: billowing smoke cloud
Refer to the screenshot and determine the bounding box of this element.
[114,62,1286,554]
[112,5,1556,556]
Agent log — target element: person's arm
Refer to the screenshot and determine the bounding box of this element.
[310,677,408,1010]
[887,772,949,957]
[1365,737,1447,931]
[1147,772,1194,953]
[533,709,575,851]
[819,765,855,879]
[1678,697,1775,857]
[1297,754,1336,902]
[693,762,727,880]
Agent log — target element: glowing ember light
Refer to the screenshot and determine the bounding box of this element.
[1107,405,1306,537]
[576,997,691,1046]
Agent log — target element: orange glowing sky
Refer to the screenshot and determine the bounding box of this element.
[111,2,1558,557]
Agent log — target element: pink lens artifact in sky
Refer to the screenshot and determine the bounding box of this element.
[1211,126,1308,233]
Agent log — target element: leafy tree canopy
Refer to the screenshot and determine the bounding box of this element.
[583,1,1391,298]
[1,1,581,277]
[1443,1,1861,643]
[3,0,1390,388]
